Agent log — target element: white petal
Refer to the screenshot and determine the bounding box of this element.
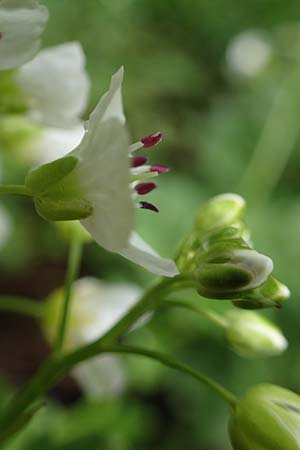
[0,1,48,70]
[72,355,126,399]
[16,42,90,127]
[26,123,85,165]
[119,231,179,277]
[81,66,125,141]
[79,118,134,252]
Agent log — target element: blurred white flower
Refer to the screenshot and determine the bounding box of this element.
[27,67,179,277]
[0,0,48,70]
[0,203,11,249]
[226,30,272,78]
[26,123,85,165]
[44,277,143,398]
[16,42,90,128]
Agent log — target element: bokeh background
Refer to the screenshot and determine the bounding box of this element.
[0,0,300,449]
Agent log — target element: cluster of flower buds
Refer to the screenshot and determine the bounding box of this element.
[177,194,289,308]
[229,383,300,449]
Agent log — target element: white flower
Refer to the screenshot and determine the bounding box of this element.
[0,0,48,70]
[27,67,179,277]
[16,42,90,128]
[43,277,143,398]
[226,30,272,78]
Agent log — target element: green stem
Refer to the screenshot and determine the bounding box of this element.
[54,230,83,353]
[0,274,196,434]
[104,345,237,407]
[0,184,31,196]
[164,299,227,328]
[0,296,45,318]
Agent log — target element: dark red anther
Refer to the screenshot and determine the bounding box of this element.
[150,165,170,174]
[131,156,148,167]
[135,182,156,195]
[140,201,159,213]
[141,132,162,148]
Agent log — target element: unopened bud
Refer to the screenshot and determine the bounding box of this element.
[229,383,300,450]
[224,310,287,358]
[196,246,273,299]
[195,193,245,235]
[233,276,290,309]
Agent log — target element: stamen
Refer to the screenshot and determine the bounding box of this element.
[141,132,163,148]
[150,165,170,174]
[131,171,158,182]
[135,182,157,195]
[140,201,159,213]
[131,156,148,167]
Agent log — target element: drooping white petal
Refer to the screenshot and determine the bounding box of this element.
[16,42,90,127]
[119,231,179,277]
[79,118,134,252]
[0,1,48,70]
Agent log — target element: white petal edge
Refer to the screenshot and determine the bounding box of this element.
[0,1,48,70]
[119,231,179,277]
[16,42,90,127]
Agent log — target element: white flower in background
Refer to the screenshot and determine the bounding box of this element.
[16,42,90,128]
[43,277,143,398]
[26,67,179,277]
[26,123,85,165]
[0,203,11,249]
[0,0,48,70]
[226,30,272,78]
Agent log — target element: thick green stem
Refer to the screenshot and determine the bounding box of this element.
[0,274,195,435]
[0,185,31,196]
[0,296,44,318]
[54,230,83,353]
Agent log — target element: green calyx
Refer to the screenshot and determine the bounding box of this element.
[25,155,93,221]
[229,384,300,450]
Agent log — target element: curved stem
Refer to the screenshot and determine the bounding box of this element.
[104,345,237,407]
[164,299,227,328]
[54,229,83,353]
[0,274,197,435]
[0,296,45,318]
[0,185,31,196]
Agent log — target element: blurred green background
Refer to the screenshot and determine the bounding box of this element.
[1,0,300,449]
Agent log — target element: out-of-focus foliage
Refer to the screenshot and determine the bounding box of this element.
[1,0,300,449]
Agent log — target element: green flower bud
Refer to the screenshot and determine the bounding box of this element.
[224,310,287,358]
[195,193,245,235]
[25,155,93,221]
[233,276,290,309]
[229,384,300,450]
[196,245,273,299]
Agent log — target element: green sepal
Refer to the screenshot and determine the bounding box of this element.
[197,263,252,300]
[34,196,92,221]
[25,155,79,194]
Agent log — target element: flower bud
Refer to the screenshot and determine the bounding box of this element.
[224,310,287,358]
[195,193,245,235]
[229,383,300,450]
[25,155,93,221]
[233,276,290,309]
[196,245,273,299]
